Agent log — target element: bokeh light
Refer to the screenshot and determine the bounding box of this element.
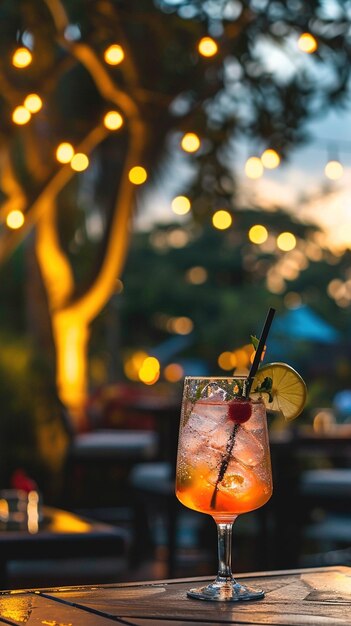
[24,94,42,113]
[298,32,318,53]
[218,351,235,371]
[164,363,184,383]
[12,47,32,68]
[245,157,264,179]
[70,153,89,172]
[198,36,218,57]
[212,210,232,230]
[104,44,124,65]
[277,232,297,251]
[248,224,268,244]
[181,132,200,153]
[169,316,193,334]
[12,106,31,125]
[324,160,343,180]
[124,351,148,381]
[171,196,191,215]
[56,142,75,164]
[185,266,208,284]
[103,110,123,130]
[6,210,25,229]
[128,166,147,184]
[138,356,160,385]
[261,149,280,169]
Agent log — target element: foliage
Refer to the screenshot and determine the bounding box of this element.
[0,0,350,483]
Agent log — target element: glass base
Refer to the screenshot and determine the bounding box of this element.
[187,577,264,602]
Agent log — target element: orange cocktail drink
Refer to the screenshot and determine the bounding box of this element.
[176,387,272,518]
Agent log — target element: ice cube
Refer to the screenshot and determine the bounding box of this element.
[186,400,227,435]
[208,459,256,494]
[232,426,264,467]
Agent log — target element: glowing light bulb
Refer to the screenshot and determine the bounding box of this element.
[171,196,191,215]
[245,156,263,179]
[103,110,123,130]
[277,232,296,252]
[181,132,201,153]
[128,166,147,184]
[56,142,75,163]
[324,160,343,180]
[24,93,42,113]
[218,351,235,371]
[298,33,318,53]
[261,149,280,169]
[198,36,218,57]
[12,106,31,125]
[70,153,89,171]
[212,210,232,230]
[248,224,268,244]
[6,210,25,229]
[138,356,160,385]
[12,47,32,68]
[104,44,124,65]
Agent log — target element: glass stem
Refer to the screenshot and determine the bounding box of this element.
[215,519,236,582]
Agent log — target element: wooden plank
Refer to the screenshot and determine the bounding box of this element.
[41,567,351,625]
[0,592,117,626]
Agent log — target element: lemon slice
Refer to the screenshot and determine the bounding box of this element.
[253,362,307,421]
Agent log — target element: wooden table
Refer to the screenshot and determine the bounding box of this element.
[0,566,350,624]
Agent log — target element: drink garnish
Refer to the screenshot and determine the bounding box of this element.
[253,362,306,420]
[227,398,252,423]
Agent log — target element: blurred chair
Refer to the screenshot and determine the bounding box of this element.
[60,385,160,511]
[127,389,182,578]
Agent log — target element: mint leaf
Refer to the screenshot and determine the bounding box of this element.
[254,376,273,403]
[251,335,259,350]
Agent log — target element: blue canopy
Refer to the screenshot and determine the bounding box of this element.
[272,305,341,344]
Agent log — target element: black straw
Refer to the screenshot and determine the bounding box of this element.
[210,307,276,509]
[245,307,276,397]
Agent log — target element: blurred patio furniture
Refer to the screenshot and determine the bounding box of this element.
[61,383,162,510]
[127,386,183,578]
[0,502,129,589]
[268,423,351,569]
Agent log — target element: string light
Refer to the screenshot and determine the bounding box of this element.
[198,36,218,57]
[103,110,123,130]
[171,196,191,215]
[12,106,31,125]
[138,356,160,385]
[248,225,268,244]
[24,94,42,113]
[324,159,343,180]
[104,44,124,65]
[261,149,280,169]
[277,232,296,252]
[56,142,74,163]
[12,47,32,68]
[70,153,89,171]
[298,33,318,53]
[128,166,147,184]
[6,210,25,229]
[181,132,201,153]
[212,209,232,230]
[245,156,263,179]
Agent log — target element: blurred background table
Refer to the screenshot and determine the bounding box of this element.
[0,505,128,589]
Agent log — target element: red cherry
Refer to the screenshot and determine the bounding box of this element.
[227,399,252,423]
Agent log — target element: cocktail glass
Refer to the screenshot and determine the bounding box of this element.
[175,376,272,601]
